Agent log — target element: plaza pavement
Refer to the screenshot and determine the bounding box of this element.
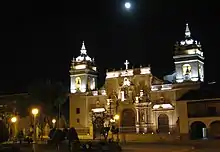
[19,143,219,152]
[122,143,219,152]
[4,139,220,152]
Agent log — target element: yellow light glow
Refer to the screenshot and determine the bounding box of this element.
[91,108,105,113]
[152,104,173,110]
[75,64,86,70]
[114,114,120,120]
[52,119,56,124]
[187,49,195,54]
[182,64,191,75]
[32,108,39,115]
[11,117,17,123]
[110,119,115,123]
[75,77,81,90]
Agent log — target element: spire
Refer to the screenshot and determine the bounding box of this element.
[80,41,87,55]
[185,23,191,38]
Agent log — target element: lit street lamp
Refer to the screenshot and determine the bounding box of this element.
[32,108,39,115]
[11,116,17,123]
[11,116,17,139]
[31,108,39,152]
[52,119,56,128]
[114,114,119,120]
[114,114,120,142]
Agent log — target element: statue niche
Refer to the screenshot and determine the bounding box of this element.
[75,77,81,91]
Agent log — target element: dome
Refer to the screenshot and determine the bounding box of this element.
[179,23,201,47]
[75,41,93,63]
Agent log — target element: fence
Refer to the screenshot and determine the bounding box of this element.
[75,125,178,135]
[120,125,178,134]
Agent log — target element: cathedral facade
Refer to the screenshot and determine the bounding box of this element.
[69,24,205,139]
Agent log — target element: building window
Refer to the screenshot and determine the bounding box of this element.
[77,118,80,123]
[76,108,80,114]
[182,64,191,76]
[75,77,81,90]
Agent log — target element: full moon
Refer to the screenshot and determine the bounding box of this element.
[125,2,131,9]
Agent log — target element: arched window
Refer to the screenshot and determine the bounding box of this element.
[182,64,191,76]
[75,77,81,90]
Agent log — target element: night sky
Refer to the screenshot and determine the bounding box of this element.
[1,1,219,94]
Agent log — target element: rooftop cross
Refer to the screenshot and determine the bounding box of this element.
[124,60,129,70]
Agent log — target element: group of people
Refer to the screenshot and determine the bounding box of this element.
[49,127,79,150]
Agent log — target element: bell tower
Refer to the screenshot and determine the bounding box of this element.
[70,41,98,93]
[173,23,204,83]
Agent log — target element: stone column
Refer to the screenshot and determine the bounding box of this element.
[136,108,140,133]
[143,108,147,133]
[136,108,139,123]
[144,108,147,122]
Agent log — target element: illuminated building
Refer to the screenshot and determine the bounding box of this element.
[69,24,220,141]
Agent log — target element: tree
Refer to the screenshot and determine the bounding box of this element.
[0,120,9,143]
[28,80,68,127]
[28,81,67,113]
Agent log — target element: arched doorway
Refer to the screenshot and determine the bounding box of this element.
[93,117,104,138]
[190,121,206,140]
[209,121,220,139]
[121,109,135,133]
[158,114,169,133]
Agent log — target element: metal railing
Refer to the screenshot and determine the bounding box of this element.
[74,125,178,135]
[119,125,178,134]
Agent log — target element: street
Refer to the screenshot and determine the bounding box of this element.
[122,144,192,152]
[16,143,220,152]
[121,143,219,152]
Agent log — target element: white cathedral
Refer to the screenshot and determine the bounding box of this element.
[69,23,205,139]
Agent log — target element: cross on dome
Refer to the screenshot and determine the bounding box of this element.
[124,60,129,70]
[185,23,191,38]
[80,41,87,55]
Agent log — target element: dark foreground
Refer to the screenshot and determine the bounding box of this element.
[1,141,122,152]
[1,141,220,152]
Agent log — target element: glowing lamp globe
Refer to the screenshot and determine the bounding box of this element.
[11,117,17,123]
[114,114,120,120]
[52,119,56,124]
[125,2,131,9]
[32,108,39,115]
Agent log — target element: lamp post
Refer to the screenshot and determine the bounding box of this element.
[32,108,39,152]
[11,116,17,140]
[52,119,56,128]
[114,114,120,142]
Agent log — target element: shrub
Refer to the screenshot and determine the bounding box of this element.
[0,120,9,143]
